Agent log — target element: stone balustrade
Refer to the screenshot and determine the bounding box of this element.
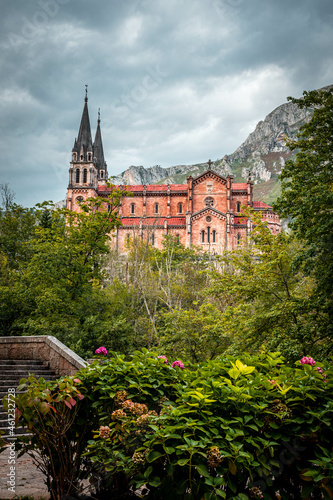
[0,336,87,376]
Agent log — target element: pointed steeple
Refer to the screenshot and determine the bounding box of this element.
[72,86,93,161]
[93,108,108,178]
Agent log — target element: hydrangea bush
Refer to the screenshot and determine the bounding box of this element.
[5,350,332,499]
[77,350,333,500]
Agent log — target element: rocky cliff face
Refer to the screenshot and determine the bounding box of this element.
[110,88,329,204]
[220,101,313,203]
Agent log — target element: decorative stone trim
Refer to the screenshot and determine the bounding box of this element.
[0,336,87,376]
[191,207,226,222]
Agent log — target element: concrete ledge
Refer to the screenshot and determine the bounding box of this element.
[0,336,87,376]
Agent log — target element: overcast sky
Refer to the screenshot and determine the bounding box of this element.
[1,0,333,206]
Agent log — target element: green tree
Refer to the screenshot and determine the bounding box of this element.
[275,86,333,348]
[207,212,321,360]
[0,187,130,354]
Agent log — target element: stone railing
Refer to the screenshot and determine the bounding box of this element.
[0,336,87,376]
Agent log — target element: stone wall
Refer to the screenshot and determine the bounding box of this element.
[0,336,87,376]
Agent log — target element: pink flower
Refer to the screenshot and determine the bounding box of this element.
[315,366,327,382]
[95,346,108,356]
[158,355,168,364]
[267,379,276,385]
[172,360,185,369]
[300,356,316,366]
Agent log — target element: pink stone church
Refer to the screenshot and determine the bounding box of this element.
[66,95,281,253]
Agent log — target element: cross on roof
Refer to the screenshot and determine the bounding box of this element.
[207,159,213,170]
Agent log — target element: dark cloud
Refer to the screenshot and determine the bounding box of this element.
[0,0,333,206]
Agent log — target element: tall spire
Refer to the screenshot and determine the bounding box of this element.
[93,108,107,176]
[72,86,93,161]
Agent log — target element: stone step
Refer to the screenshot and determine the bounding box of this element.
[0,377,58,386]
[2,430,32,440]
[0,370,57,377]
[0,420,33,431]
[0,357,62,441]
[0,375,59,384]
[0,365,53,371]
[0,359,45,365]
[0,391,26,399]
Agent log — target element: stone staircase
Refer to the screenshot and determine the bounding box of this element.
[0,359,59,439]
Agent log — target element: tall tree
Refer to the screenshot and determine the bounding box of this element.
[0,187,126,345]
[206,212,321,360]
[275,87,333,346]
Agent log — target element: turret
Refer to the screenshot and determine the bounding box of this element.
[72,86,93,163]
[93,109,108,181]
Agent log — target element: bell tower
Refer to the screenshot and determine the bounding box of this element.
[67,87,106,211]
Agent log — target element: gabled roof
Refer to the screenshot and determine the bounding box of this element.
[192,169,227,186]
[232,183,248,190]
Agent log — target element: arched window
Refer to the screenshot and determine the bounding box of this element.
[154,203,159,214]
[176,234,180,243]
[236,202,241,213]
[207,227,211,243]
[83,168,87,183]
[151,233,155,246]
[201,230,205,243]
[75,168,80,183]
[212,230,216,243]
[130,203,135,215]
[237,233,241,245]
[88,153,92,161]
[72,152,77,161]
[80,155,84,161]
[178,203,183,214]
[100,170,104,179]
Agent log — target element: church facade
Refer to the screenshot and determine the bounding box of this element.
[66,95,281,253]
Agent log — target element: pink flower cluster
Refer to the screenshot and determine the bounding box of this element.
[315,366,327,382]
[300,356,316,366]
[172,360,185,369]
[157,356,185,369]
[95,346,108,356]
[300,357,327,382]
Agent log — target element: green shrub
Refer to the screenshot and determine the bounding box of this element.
[3,375,95,500]
[5,350,333,499]
[78,350,333,499]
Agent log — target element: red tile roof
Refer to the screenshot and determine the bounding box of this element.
[98,184,187,193]
[253,201,272,209]
[232,183,248,190]
[121,217,186,226]
[234,216,247,224]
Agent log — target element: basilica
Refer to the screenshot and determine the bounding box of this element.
[66,94,281,253]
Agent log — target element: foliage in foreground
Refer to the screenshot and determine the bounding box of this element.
[2,375,93,500]
[3,350,333,499]
[79,350,333,499]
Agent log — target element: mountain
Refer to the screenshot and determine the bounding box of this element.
[110,86,330,205]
